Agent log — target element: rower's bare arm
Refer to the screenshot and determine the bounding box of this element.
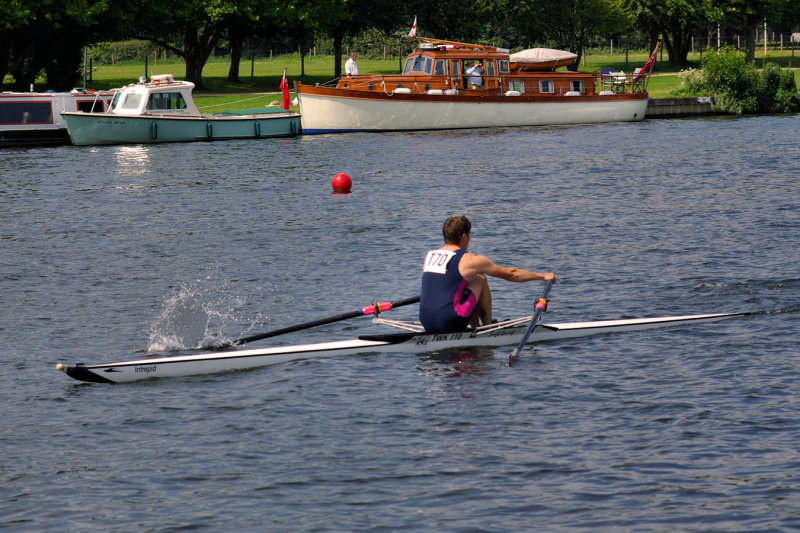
[465,254,555,282]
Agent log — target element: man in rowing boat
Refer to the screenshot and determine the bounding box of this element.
[419,215,555,333]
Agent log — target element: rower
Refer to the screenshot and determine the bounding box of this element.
[419,215,555,334]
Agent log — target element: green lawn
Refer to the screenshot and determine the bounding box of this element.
[6,47,799,109]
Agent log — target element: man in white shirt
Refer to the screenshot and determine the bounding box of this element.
[345,52,359,76]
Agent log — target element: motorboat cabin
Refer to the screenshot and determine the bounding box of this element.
[0,89,113,147]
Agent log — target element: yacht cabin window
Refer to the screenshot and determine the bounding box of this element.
[509,80,525,93]
[433,59,446,76]
[146,92,188,111]
[539,80,554,94]
[485,60,495,77]
[0,102,52,124]
[570,80,585,93]
[77,100,104,112]
[449,60,461,77]
[498,60,510,73]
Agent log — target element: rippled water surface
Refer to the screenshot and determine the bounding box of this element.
[2,115,799,531]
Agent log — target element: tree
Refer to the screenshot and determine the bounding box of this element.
[636,0,711,66]
[302,0,397,78]
[718,0,791,63]
[508,0,634,69]
[1,0,121,90]
[123,0,244,89]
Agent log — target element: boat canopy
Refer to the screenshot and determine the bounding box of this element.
[509,48,577,69]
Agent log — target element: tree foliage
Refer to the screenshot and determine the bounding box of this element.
[3,0,800,89]
[675,46,799,113]
[1,0,121,90]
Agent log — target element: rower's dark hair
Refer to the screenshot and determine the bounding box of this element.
[443,215,471,244]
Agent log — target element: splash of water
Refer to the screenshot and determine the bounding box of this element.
[147,288,210,352]
[147,279,274,352]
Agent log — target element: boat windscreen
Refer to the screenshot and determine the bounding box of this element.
[122,93,142,110]
[404,55,432,74]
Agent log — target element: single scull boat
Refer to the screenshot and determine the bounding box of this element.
[57,311,744,384]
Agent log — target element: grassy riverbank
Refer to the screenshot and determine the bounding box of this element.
[7,48,800,112]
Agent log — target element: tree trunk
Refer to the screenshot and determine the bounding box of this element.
[0,39,10,89]
[182,26,222,89]
[662,23,692,65]
[333,32,343,78]
[227,34,242,82]
[744,20,758,64]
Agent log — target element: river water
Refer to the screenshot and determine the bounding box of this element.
[2,115,799,531]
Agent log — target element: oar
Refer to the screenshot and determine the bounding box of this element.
[509,280,554,364]
[211,295,420,349]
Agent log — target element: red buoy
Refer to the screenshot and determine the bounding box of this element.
[331,173,352,194]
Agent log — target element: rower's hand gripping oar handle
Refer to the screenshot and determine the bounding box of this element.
[509,279,554,363]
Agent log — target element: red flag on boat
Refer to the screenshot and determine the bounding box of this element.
[408,16,417,37]
[642,45,658,71]
[633,44,658,82]
[279,68,290,110]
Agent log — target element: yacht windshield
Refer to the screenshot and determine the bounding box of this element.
[109,92,121,111]
[121,93,142,110]
[403,55,432,74]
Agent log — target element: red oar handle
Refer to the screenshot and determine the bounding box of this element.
[360,301,392,316]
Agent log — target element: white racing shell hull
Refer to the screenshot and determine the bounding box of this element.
[57,313,743,384]
[297,90,648,133]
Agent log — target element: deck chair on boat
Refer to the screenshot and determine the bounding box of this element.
[630,67,646,92]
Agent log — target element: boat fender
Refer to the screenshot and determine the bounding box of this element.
[504,90,521,96]
[393,88,412,95]
[599,90,615,96]
[206,122,213,138]
[254,120,261,138]
[444,89,459,95]
[565,91,581,96]
[150,121,157,140]
[291,119,297,136]
[427,89,444,95]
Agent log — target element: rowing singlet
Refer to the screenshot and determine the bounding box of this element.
[419,249,478,333]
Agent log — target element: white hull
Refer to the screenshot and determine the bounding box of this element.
[61,111,301,146]
[297,92,648,133]
[57,313,743,383]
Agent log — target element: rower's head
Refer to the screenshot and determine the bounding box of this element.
[443,215,471,245]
